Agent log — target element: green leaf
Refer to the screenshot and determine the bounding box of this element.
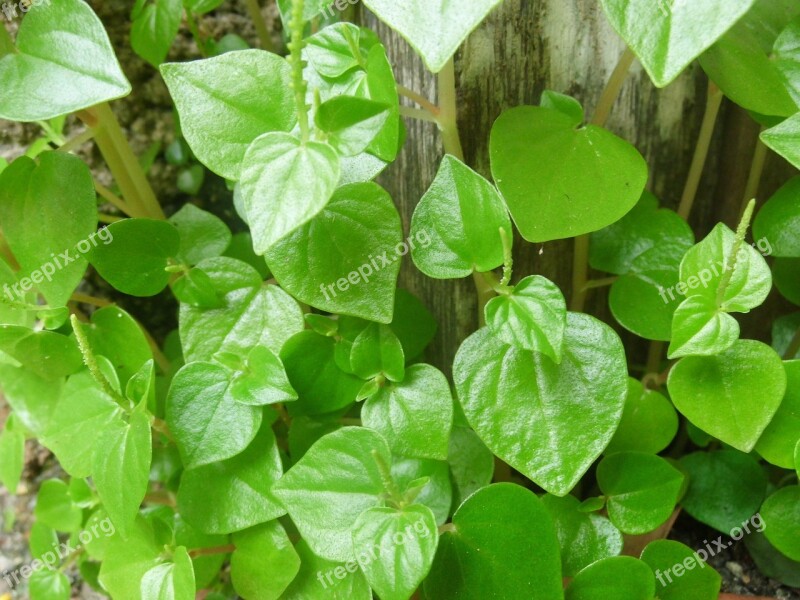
[752,176,800,257]
[678,450,767,534]
[224,345,297,406]
[641,539,721,600]
[0,153,98,306]
[773,15,800,104]
[161,50,296,180]
[316,95,391,156]
[42,370,124,478]
[761,111,800,170]
[140,546,196,600]
[265,182,403,323]
[29,569,71,600]
[34,479,82,532]
[349,322,405,382]
[131,0,183,67]
[490,106,648,242]
[83,305,153,388]
[281,539,372,599]
[410,155,512,279]
[745,529,800,588]
[699,1,800,116]
[604,378,678,455]
[454,314,627,496]
[360,0,503,72]
[756,360,800,468]
[177,425,285,534]
[668,295,741,358]
[390,290,437,360]
[166,361,262,468]
[351,505,438,600]
[92,410,152,537]
[183,0,225,14]
[174,516,229,588]
[761,485,800,561]
[390,457,453,525]
[0,327,82,380]
[272,427,391,561]
[0,425,24,493]
[541,493,623,577]
[447,426,494,509]
[180,257,304,363]
[565,556,655,600]
[484,275,567,361]
[774,257,800,305]
[773,313,800,359]
[423,483,562,599]
[667,340,787,452]
[231,521,300,600]
[169,204,232,266]
[282,331,363,416]
[596,452,684,535]
[599,0,757,87]
[0,365,62,438]
[362,364,453,460]
[242,133,340,253]
[541,90,584,123]
[305,23,378,78]
[0,0,131,120]
[98,516,163,600]
[88,219,180,297]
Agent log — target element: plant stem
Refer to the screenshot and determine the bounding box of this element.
[0,22,14,57]
[472,271,496,328]
[742,134,768,212]
[0,234,18,270]
[70,292,112,307]
[399,105,439,123]
[70,314,130,408]
[184,10,208,57]
[57,128,96,154]
[288,0,310,143]
[397,85,440,116]
[590,47,635,127]
[645,341,664,376]
[188,544,236,559]
[94,181,134,216]
[151,417,174,442]
[244,0,275,53]
[80,104,165,220]
[784,327,800,360]
[437,58,464,160]
[570,234,591,312]
[716,199,755,307]
[98,213,123,224]
[582,277,618,291]
[677,82,723,220]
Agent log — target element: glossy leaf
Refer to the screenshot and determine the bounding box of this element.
[140,546,195,600]
[231,521,300,600]
[447,426,494,509]
[349,322,405,382]
[605,378,678,455]
[224,345,297,406]
[774,257,800,305]
[641,539,721,600]
[281,539,372,599]
[410,154,512,279]
[131,0,183,67]
[34,479,82,533]
[169,203,232,266]
[29,569,71,600]
[454,314,627,496]
[761,485,800,561]
[390,457,453,526]
[761,111,800,170]
[490,106,648,242]
[752,176,800,257]
[667,340,786,452]
[316,95,391,156]
[98,517,163,600]
[565,556,655,600]
[83,306,153,388]
[756,360,800,468]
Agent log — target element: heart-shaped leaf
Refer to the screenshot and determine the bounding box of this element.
[641,540,722,600]
[131,0,183,67]
[762,111,800,170]
[282,539,372,599]
[756,360,800,468]
[753,176,800,257]
[230,521,300,600]
[490,106,647,242]
[454,313,628,496]
[599,0,757,87]
[565,556,655,600]
[761,485,800,561]
[667,340,787,451]
[169,204,232,266]
[140,546,195,600]
[0,0,131,121]
[604,378,678,455]
[265,182,403,323]
[360,0,503,73]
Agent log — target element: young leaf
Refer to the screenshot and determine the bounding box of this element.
[360,0,503,72]
[224,345,297,406]
[230,521,301,600]
[0,327,82,381]
[88,219,180,297]
[774,257,800,305]
[131,0,183,67]
[391,457,453,525]
[756,360,800,468]
[29,569,71,600]
[667,340,787,452]
[305,23,376,78]
[447,426,494,509]
[454,314,628,496]
[678,450,767,534]
[161,50,296,180]
[596,452,684,535]
[177,425,285,534]
[174,516,229,589]
[362,364,453,460]
[281,539,372,599]
[541,493,623,577]
[140,546,195,600]
[34,479,83,533]
[0,153,97,306]
[423,484,562,599]
[484,275,567,361]
[316,95,392,157]
[166,362,262,468]
[668,295,741,358]
[599,0,757,87]
[0,364,62,438]
[490,106,648,242]
[565,556,656,600]
[98,517,163,600]
[169,204,233,266]
[180,257,304,363]
[752,176,800,257]
[349,322,405,382]
[604,378,678,455]
[641,539,722,600]
[265,182,403,323]
[410,155,512,279]
[351,505,438,600]
[92,410,152,538]
[271,427,392,561]
[541,90,585,123]
[0,0,131,120]
[83,306,153,388]
[761,111,800,170]
[761,485,800,561]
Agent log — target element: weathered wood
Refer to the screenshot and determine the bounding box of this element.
[365,0,794,373]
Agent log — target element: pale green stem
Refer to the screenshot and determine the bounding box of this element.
[437,58,464,160]
[244,0,275,53]
[742,135,768,213]
[288,0,310,143]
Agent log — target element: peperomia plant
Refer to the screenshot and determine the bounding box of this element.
[0,0,799,598]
